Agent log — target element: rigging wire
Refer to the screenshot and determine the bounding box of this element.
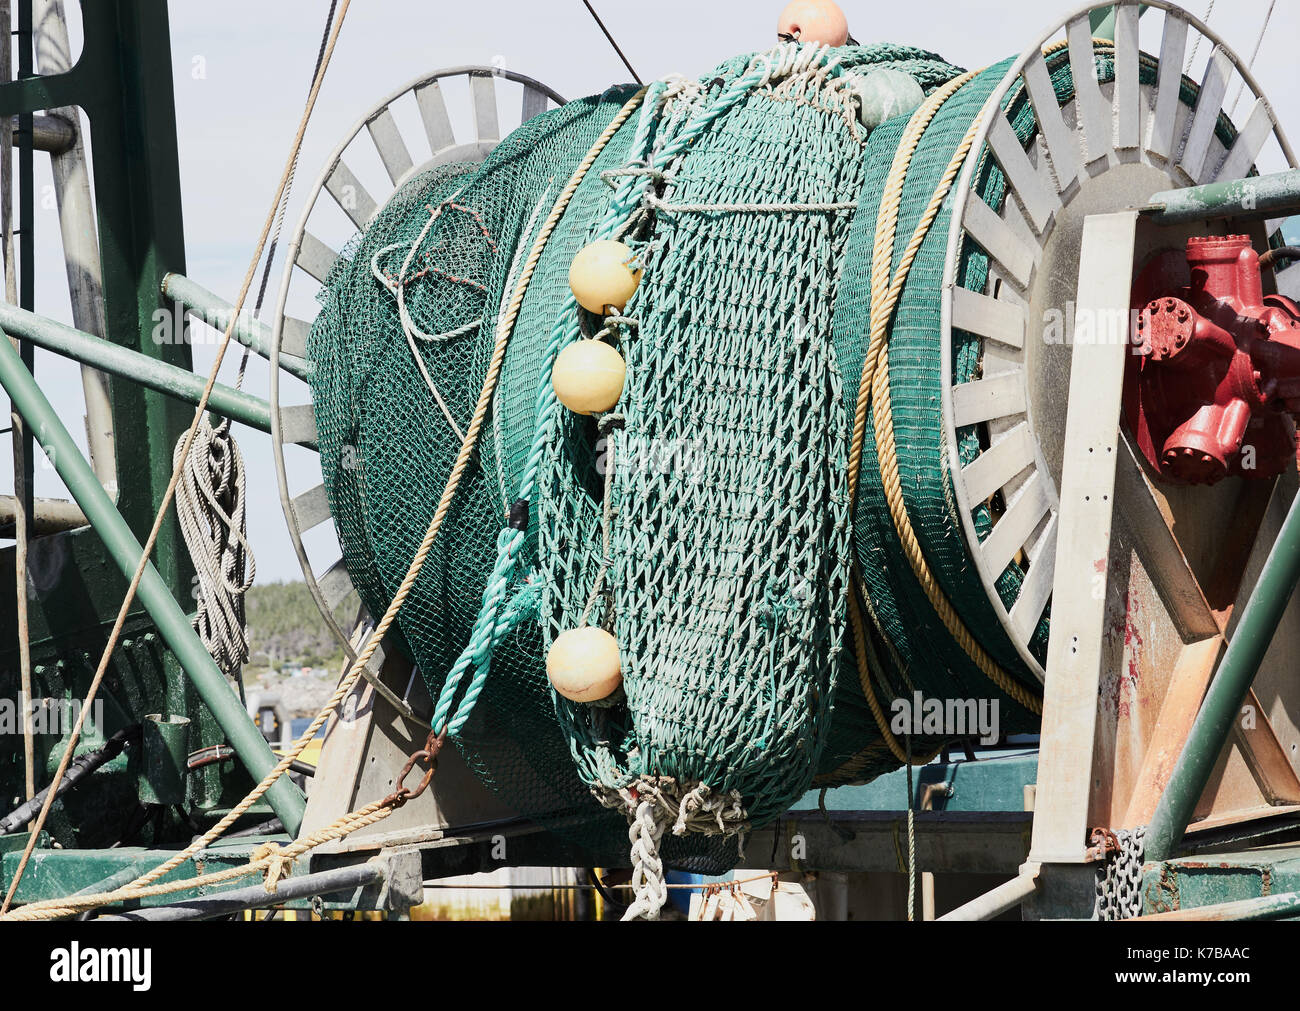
[1183,0,1216,73]
[1225,0,1275,119]
[582,0,643,85]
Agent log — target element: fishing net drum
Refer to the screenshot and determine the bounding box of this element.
[268,2,1296,917]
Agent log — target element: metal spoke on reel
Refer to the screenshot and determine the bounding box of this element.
[267,65,565,660]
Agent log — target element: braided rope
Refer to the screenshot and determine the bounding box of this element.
[3,797,396,921]
[174,416,255,680]
[848,68,1043,716]
[623,799,668,921]
[594,775,749,920]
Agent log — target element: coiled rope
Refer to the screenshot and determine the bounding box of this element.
[847,66,1044,760]
[174,416,255,682]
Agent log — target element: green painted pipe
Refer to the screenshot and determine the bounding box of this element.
[138,714,190,806]
[1144,492,1300,862]
[0,332,306,834]
[161,273,313,382]
[0,300,279,437]
[1144,169,1300,226]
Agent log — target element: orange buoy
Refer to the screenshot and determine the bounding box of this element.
[568,239,642,314]
[547,626,623,703]
[777,0,849,47]
[552,339,626,415]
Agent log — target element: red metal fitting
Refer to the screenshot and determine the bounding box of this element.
[1125,234,1300,485]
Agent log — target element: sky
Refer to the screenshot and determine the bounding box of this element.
[3,0,1300,585]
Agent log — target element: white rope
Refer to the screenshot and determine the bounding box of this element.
[173,417,255,680]
[596,776,749,920]
[623,798,669,921]
[370,194,471,443]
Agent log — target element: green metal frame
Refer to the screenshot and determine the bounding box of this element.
[0,333,305,830]
[1144,495,1300,862]
[0,0,195,589]
[0,1,306,895]
[1144,168,1300,226]
[0,300,280,436]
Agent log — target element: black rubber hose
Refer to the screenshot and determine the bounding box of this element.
[1260,246,1300,270]
[0,724,141,834]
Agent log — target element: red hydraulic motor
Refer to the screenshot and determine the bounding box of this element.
[1126,234,1300,485]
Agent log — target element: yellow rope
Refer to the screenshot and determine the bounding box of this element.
[846,574,944,767]
[846,67,1043,719]
[0,87,649,923]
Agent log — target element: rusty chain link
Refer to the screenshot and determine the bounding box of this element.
[383,728,448,809]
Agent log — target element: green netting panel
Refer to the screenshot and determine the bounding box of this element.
[540,51,873,828]
[310,44,967,869]
[310,93,643,867]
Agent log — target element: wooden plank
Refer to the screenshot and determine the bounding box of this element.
[960,422,1035,504]
[987,112,1060,234]
[366,106,416,184]
[1029,211,1138,863]
[1021,52,1079,192]
[1114,435,1220,642]
[1120,636,1224,828]
[963,193,1038,288]
[291,483,334,532]
[1067,18,1113,164]
[952,371,1028,428]
[1235,688,1300,805]
[296,231,338,284]
[951,286,1026,349]
[1149,13,1190,161]
[470,72,500,142]
[414,79,456,152]
[1113,3,1142,150]
[1215,97,1274,183]
[325,160,379,229]
[981,471,1051,576]
[1009,515,1057,647]
[1179,47,1232,183]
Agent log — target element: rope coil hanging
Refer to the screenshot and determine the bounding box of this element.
[174,416,255,682]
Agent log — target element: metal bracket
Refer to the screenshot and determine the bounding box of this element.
[1029,210,1140,865]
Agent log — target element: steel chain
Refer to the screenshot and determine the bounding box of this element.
[1094,826,1146,920]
